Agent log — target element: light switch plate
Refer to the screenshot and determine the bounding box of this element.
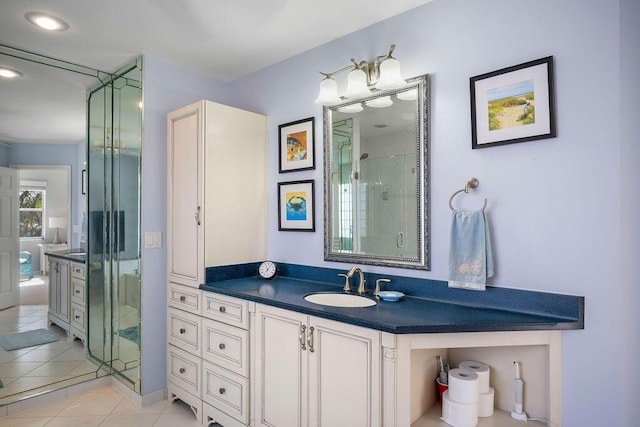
[144,232,162,248]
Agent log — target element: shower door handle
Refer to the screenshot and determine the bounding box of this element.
[194,206,201,226]
[397,232,405,248]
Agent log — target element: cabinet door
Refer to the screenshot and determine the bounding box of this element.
[58,261,70,322]
[167,102,203,288]
[48,260,59,314]
[255,305,308,427]
[308,316,381,427]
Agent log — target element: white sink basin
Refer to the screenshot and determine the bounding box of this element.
[304,293,377,308]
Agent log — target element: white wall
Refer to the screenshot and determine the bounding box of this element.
[224,0,634,425]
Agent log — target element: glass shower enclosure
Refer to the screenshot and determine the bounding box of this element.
[86,57,142,392]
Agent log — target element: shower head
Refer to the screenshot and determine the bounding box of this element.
[360,153,369,160]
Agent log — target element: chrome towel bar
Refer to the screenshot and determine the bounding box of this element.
[449,177,488,211]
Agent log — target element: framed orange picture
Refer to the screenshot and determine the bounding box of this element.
[279,117,315,173]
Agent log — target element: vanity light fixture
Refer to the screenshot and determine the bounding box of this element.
[314,44,407,106]
[25,12,69,31]
[0,67,23,79]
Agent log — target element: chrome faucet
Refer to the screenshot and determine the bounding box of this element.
[346,266,366,295]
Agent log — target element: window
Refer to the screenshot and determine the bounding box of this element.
[19,188,45,238]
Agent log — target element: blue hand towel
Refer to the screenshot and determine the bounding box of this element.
[448,209,494,290]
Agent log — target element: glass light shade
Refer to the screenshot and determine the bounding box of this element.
[344,69,372,99]
[338,103,363,113]
[375,58,406,91]
[314,77,342,106]
[365,96,393,108]
[397,88,418,101]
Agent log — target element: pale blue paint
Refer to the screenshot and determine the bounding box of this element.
[139,0,638,424]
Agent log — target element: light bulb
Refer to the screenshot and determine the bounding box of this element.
[25,12,69,31]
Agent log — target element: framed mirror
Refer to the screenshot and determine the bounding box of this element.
[323,75,430,270]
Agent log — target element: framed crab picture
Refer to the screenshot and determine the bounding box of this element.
[278,180,315,231]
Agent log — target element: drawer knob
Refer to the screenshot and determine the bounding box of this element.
[179,328,186,334]
[218,343,226,350]
[179,368,186,374]
[219,306,226,313]
[75,290,80,294]
[219,387,226,395]
[75,315,80,319]
[179,295,186,302]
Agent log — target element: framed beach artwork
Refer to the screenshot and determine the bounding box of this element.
[470,56,556,149]
[279,117,315,173]
[278,180,315,232]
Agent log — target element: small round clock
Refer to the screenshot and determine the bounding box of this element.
[258,261,277,280]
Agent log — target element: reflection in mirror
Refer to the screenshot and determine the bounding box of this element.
[324,75,429,269]
[0,46,111,406]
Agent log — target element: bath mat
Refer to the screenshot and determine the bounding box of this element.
[119,325,139,343]
[0,328,59,351]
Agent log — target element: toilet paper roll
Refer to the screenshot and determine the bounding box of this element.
[478,387,495,417]
[441,390,478,427]
[447,368,479,404]
[459,360,491,393]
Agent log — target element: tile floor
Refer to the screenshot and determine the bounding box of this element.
[0,385,203,426]
[0,304,99,402]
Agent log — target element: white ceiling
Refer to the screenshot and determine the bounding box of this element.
[0,0,431,144]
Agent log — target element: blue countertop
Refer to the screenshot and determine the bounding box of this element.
[45,248,86,264]
[200,263,584,335]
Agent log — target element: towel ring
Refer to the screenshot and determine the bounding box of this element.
[449,178,488,211]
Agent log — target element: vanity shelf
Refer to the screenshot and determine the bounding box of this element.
[411,405,547,427]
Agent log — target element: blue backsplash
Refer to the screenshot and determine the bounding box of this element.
[205,262,584,326]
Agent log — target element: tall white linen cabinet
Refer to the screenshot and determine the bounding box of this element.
[166,100,267,426]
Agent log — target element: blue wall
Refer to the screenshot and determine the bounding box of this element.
[139,0,639,424]
[140,56,230,395]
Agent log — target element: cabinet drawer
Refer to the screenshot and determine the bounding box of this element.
[70,302,86,331]
[202,361,249,425]
[71,278,85,305]
[168,307,201,356]
[169,283,202,314]
[71,262,85,279]
[202,292,249,329]
[202,318,248,376]
[168,345,202,398]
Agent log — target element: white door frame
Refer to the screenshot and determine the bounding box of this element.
[0,166,19,310]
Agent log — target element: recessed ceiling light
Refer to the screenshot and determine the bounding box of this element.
[0,67,23,79]
[25,12,69,31]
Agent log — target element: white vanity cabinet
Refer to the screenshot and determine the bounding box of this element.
[167,283,204,423]
[166,100,267,289]
[69,262,87,344]
[166,100,267,425]
[254,304,381,427]
[48,256,70,334]
[48,256,86,345]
